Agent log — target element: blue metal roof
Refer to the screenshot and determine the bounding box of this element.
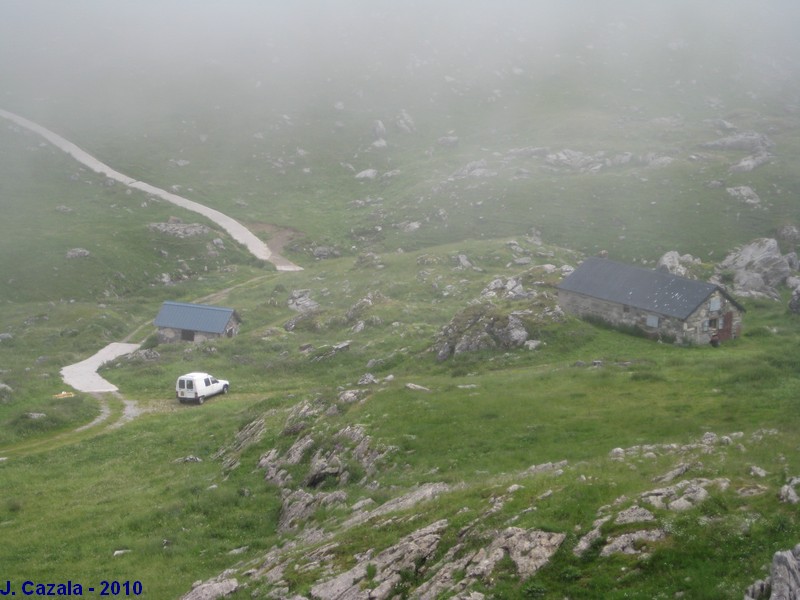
[154,301,237,334]
[557,257,740,320]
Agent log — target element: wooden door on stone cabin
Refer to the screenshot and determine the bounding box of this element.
[719,311,734,340]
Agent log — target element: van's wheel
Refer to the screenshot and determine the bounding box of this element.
[197,396,204,405]
[222,385,229,394]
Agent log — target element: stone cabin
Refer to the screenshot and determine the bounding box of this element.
[557,257,745,344]
[154,301,241,343]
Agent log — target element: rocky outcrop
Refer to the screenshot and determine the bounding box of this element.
[656,251,700,278]
[745,544,800,600]
[279,489,347,533]
[310,520,448,600]
[700,132,774,173]
[432,303,531,360]
[716,238,792,299]
[180,576,238,600]
[288,290,320,313]
[416,528,565,599]
[432,266,569,360]
[700,131,774,153]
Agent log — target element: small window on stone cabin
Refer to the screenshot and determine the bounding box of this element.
[709,297,721,312]
[702,320,709,332]
[709,318,718,329]
[181,329,195,342]
[646,314,659,328]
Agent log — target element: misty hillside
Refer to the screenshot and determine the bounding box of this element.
[2,2,800,599]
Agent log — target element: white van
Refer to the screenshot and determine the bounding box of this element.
[176,372,229,404]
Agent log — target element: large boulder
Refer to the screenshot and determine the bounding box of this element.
[744,543,800,600]
[717,238,792,299]
[656,251,699,278]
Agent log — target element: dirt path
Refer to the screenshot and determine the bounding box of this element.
[60,342,142,394]
[60,343,144,431]
[0,107,303,271]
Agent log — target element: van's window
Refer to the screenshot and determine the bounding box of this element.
[178,380,185,389]
[186,380,193,390]
[204,378,211,386]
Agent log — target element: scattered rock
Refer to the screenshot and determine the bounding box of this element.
[358,373,379,385]
[405,383,431,392]
[574,516,612,557]
[337,389,365,404]
[0,382,13,403]
[452,159,496,179]
[173,455,203,463]
[287,289,319,313]
[615,505,656,525]
[600,529,666,557]
[640,478,729,511]
[779,482,800,505]
[180,577,238,600]
[66,248,90,259]
[730,151,772,173]
[148,222,211,238]
[726,186,763,208]
[355,168,379,180]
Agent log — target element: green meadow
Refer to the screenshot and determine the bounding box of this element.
[2,5,800,596]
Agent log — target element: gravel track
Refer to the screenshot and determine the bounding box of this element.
[0,107,303,271]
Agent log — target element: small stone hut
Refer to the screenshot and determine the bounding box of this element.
[154,301,240,343]
[557,257,745,344]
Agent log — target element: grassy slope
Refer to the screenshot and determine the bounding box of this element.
[2,13,800,597]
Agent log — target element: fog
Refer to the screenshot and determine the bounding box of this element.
[2,0,799,127]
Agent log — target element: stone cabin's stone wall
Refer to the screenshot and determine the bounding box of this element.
[157,315,240,343]
[558,289,743,344]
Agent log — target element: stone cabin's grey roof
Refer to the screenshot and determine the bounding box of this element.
[557,257,744,320]
[154,301,238,334]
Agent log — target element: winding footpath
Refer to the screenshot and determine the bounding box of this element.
[0,108,302,425]
[0,108,302,271]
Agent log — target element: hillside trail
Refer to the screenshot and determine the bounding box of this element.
[0,108,304,442]
[0,107,303,272]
